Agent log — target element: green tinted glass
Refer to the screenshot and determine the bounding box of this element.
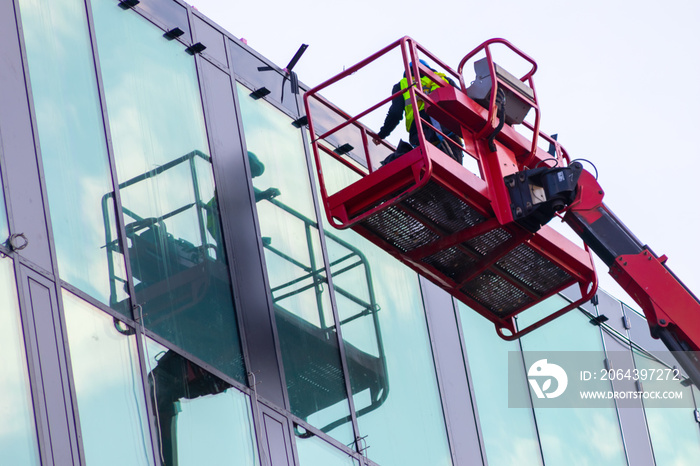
[62,289,153,466]
[520,297,627,466]
[18,0,128,308]
[0,258,39,465]
[315,150,453,466]
[458,303,543,466]
[144,338,260,466]
[236,84,354,444]
[92,0,244,382]
[296,435,358,466]
[632,334,700,465]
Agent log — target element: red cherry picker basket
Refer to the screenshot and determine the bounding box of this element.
[303,37,597,339]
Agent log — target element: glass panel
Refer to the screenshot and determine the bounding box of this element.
[91,0,245,382]
[236,84,354,444]
[18,0,128,308]
[144,338,260,466]
[458,303,543,466]
[62,289,153,466]
[296,435,358,466]
[315,151,452,465]
[519,297,627,466]
[633,350,700,465]
[0,258,39,465]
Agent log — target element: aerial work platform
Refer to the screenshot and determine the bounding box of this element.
[304,37,597,339]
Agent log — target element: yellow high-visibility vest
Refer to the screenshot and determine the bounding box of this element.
[399,72,449,131]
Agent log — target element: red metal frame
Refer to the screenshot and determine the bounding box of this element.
[458,38,541,165]
[303,37,597,340]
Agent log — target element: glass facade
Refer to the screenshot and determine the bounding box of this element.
[2,1,698,465]
[236,84,355,445]
[316,150,453,466]
[519,297,628,466]
[296,435,359,466]
[631,328,700,466]
[459,303,543,466]
[143,338,260,466]
[91,0,245,383]
[63,289,154,466]
[18,0,128,307]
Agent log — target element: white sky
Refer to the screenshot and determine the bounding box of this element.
[190,0,700,310]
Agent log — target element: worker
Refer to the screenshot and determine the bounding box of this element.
[372,59,463,165]
[206,151,279,252]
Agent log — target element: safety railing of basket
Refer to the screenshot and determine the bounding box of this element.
[458,37,542,167]
[303,36,468,229]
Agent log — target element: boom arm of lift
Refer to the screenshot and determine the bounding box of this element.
[508,162,700,386]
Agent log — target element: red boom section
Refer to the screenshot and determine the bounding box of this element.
[304,37,597,339]
[564,169,700,383]
[564,170,700,354]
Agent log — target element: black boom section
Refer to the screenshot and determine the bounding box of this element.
[568,205,644,267]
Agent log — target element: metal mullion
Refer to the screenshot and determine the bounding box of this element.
[417,278,459,465]
[82,1,162,463]
[12,253,53,466]
[451,296,489,466]
[226,65,288,466]
[298,123,363,454]
[11,0,88,463]
[6,0,55,274]
[192,15,273,466]
[192,15,262,392]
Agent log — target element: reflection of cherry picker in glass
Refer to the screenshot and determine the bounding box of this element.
[305,37,700,386]
[103,149,388,464]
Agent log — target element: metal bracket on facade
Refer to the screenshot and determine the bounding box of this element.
[8,232,28,251]
[622,315,631,330]
[292,116,308,128]
[164,28,185,40]
[603,357,612,371]
[333,143,354,155]
[589,314,608,326]
[185,42,207,55]
[250,87,271,100]
[355,435,369,456]
[118,0,140,10]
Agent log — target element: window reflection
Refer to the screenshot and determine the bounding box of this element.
[236,84,356,444]
[62,289,154,466]
[633,349,700,465]
[519,297,627,466]
[314,150,453,466]
[18,0,128,307]
[91,0,244,382]
[458,303,543,466]
[144,339,260,466]
[296,434,359,466]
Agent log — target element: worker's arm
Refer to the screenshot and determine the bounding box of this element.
[373,82,403,144]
